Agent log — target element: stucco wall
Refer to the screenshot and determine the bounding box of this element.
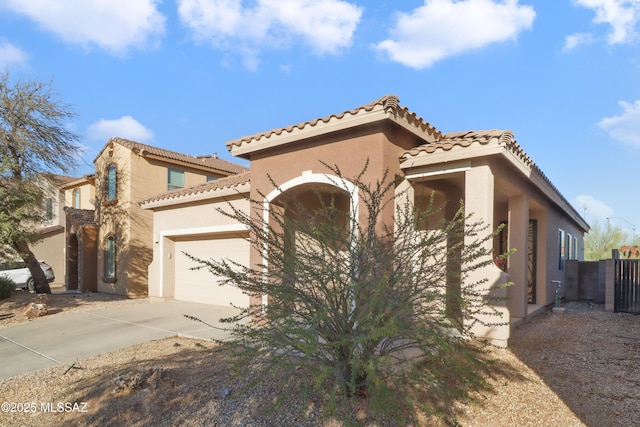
[31,228,65,287]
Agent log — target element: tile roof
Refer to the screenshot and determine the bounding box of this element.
[225,94,442,151]
[400,130,542,176]
[97,138,248,175]
[142,171,250,205]
[401,129,515,158]
[400,129,590,230]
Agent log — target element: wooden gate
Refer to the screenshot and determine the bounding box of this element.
[614,259,640,314]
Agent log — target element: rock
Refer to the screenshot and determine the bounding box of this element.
[23,302,48,319]
[35,294,49,305]
[146,367,163,389]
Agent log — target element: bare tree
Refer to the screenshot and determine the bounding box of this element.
[0,72,81,293]
[188,163,510,422]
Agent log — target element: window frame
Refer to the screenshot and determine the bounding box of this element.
[105,164,117,203]
[558,229,566,270]
[45,197,54,221]
[73,188,81,209]
[104,234,116,282]
[167,168,185,191]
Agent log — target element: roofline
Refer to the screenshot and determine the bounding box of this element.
[94,137,247,176]
[141,182,250,210]
[401,132,590,232]
[58,174,96,190]
[226,95,442,159]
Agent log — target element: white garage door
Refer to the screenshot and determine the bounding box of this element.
[174,234,250,307]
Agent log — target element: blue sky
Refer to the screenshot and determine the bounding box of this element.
[1,0,640,236]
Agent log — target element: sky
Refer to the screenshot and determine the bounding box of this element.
[1,0,640,237]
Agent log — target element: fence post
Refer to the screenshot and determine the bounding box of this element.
[605,259,615,312]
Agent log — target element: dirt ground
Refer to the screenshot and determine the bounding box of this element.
[0,293,638,426]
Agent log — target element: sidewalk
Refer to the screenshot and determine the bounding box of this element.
[0,300,240,380]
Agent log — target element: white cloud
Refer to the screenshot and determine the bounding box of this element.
[2,0,166,55]
[563,32,595,51]
[372,0,536,69]
[177,0,362,68]
[573,0,640,44]
[573,195,614,223]
[597,100,640,145]
[0,41,29,69]
[88,116,154,142]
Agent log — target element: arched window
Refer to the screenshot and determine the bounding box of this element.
[73,188,81,208]
[106,165,117,202]
[105,234,116,280]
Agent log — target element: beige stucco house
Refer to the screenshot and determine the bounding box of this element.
[142,95,589,346]
[27,174,94,287]
[86,137,247,297]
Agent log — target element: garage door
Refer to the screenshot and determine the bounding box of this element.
[174,234,250,307]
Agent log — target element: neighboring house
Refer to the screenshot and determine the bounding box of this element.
[142,95,589,346]
[85,137,248,297]
[29,174,84,287]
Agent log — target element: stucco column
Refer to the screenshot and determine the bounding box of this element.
[465,165,494,253]
[507,194,529,319]
[464,166,510,346]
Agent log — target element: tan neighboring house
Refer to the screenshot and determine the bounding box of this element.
[29,174,91,287]
[142,95,589,346]
[86,137,247,297]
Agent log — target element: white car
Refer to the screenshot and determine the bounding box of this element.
[0,260,55,292]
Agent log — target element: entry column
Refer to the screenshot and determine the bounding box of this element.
[464,165,510,346]
[507,194,529,319]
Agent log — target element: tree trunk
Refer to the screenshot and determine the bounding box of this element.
[12,238,51,294]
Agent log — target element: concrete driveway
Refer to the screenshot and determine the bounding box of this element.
[0,300,240,380]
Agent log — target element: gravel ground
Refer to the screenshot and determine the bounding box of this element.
[0,297,638,426]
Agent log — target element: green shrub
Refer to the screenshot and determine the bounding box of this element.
[0,276,16,299]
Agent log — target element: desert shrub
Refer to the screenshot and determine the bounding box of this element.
[0,276,16,299]
[187,162,511,423]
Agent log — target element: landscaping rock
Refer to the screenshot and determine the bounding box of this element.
[23,302,48,319]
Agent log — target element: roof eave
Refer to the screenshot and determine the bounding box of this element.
[141,182,250,210]
[401,144,590,232]
[141,152,240,176]
[227,107,391,159]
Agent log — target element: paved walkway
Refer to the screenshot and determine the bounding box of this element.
[0,300,240,380]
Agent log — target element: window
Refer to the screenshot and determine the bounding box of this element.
[573,236,578,260]
[567,233,573,261]
[168,168,185,191]
[73,189,81,208]
[558,229,565,270]
[105,235,116,280]
[106,165,117,202]
[45,197,53,221]
[206,176,218,182]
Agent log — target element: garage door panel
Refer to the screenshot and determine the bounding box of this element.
[174,237,249,307]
